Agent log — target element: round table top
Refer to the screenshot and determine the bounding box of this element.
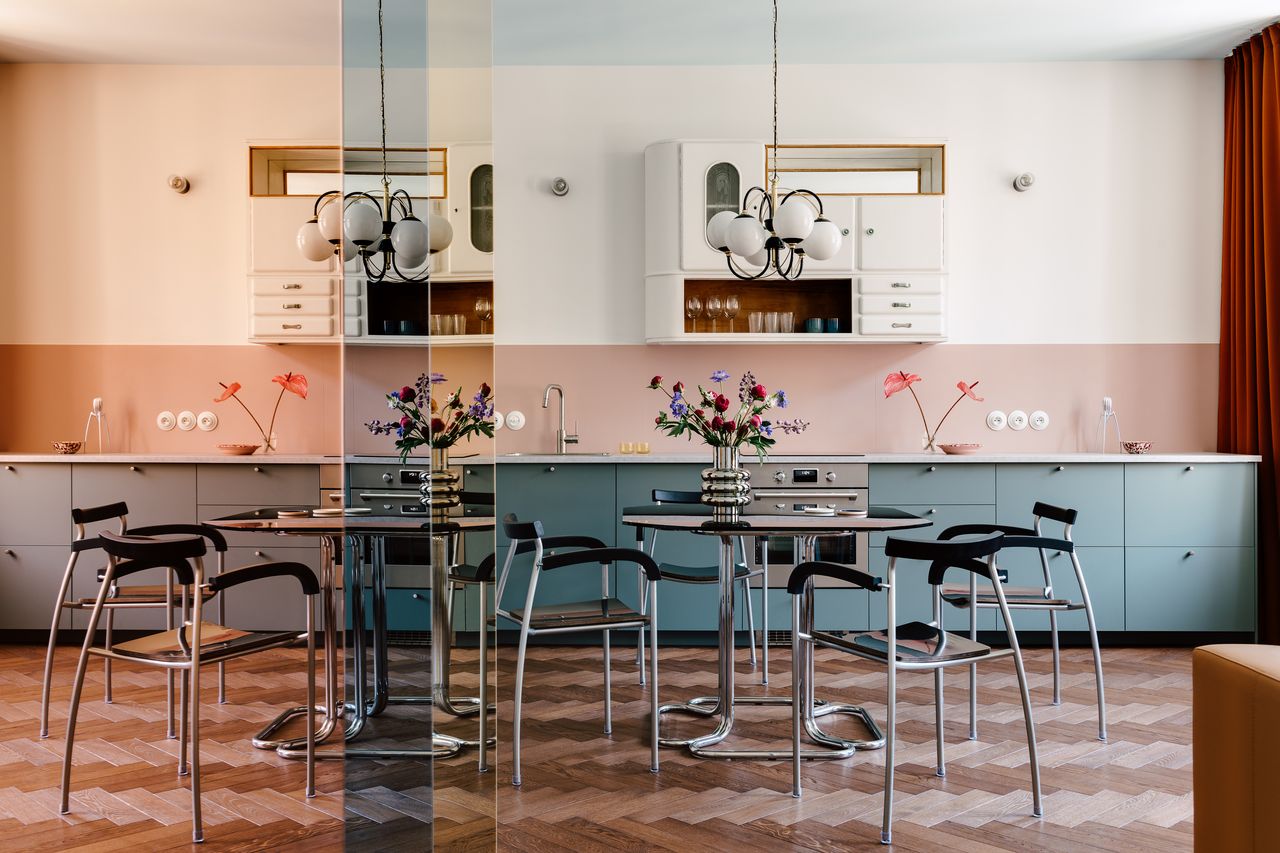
[621,505,931,536]
[208,507,495,536]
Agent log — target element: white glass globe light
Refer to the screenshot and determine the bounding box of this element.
[744,247,770,267]
[774,196,816,243]
[427,213,454,253]
[296,219,332,262]
[341,238,359,262]
[705,210,737,251]
[391,216,430,259]
[801,217,842,261]
[317,199,344,242]
[344,201,383,246]
[725,214,766,257]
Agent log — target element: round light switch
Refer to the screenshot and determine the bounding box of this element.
[492,411,506,431]
[176,410,197,431]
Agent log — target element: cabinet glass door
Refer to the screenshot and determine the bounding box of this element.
[470,164,494,253]
[705,162,739,234]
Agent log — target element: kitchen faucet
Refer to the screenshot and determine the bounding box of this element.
[542,383,579,453]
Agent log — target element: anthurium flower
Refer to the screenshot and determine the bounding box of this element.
[214,382,241,403]
[272,372,308,399]
[957,380,984,402]
[883,371,922,398]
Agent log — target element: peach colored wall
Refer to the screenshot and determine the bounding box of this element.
[346,343,1218,458]
[0,345,341,454]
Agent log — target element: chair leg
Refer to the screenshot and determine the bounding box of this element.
[41,558,77,740]
[760,573,769,685]
[190,661,203,843]
[635,570,647,685]
[512,621,531,787]
[1073,553,1109,742]
[602,628,612,735]
[648,584,660,774]
[881,660,897,845]
[1049,610,1062,705]
[178,669,190,777]
[478,581,489,773]
[306,605,316,798]
[103,609,114,704]
[59,613,101,814]
[934,667,946,777]
[790,592,803,798]
[997,600,1043,818]
[742,577,757,666]
[968,578,978,740]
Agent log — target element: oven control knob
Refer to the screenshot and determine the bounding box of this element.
[773,471,786,483]
[774,503,785,509]
[382,473,393,483]
[825,472,837,482]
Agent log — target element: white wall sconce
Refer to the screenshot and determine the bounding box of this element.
[1012,173,1035,192]
[168,174,191,194]
[550,177,570,196]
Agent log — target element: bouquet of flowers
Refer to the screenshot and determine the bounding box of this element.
[366,372,494,461]
[883,371,983,450]
[214,372,308,451]
[649,369,808,460]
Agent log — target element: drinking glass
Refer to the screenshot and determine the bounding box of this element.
[685,296,703,333]
[748,311,764,333]
[706,295,723,333]
[618,441,635,454]
[473,297,493,334]
[453,314,466,335]
[780,311,794,333]
[725,295,740,333]
[765,311,780,334]
[635,441,651,454]
[441,314,456,335]
[429,314,443,336]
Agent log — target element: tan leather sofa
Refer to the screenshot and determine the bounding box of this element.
[1193,644,1280,852]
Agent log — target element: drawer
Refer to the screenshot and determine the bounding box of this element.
[343,277,365,297]
[251,276,335,296]
[996,463,1124,546]
[0,545,73,629]
[72,463,197,530]
[320,464,344,491]
[223,545,322,631]
[858,275,943,295]
[871,463,995,505]
[869,503,993,547]
[252,295,333,316]
[1125,463,1255,546]
[344,296,362,317]
[251,315,334,338]
[344,317,364,337]
[197,464,318,506]
[0,463,71,545]
[957,546,1124,631]
[1124,547,1254,632]
[320,489,345,509]
[859,294,943,314]
[859,315,943,336]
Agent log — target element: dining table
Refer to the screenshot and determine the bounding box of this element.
[621,505,931,760]
[207,508,495,761]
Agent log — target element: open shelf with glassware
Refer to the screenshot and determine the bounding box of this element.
[344,279,494,346]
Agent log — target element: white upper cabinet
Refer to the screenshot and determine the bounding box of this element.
[856,196,944,271]
[446,143,494,277]
[797,195,855,273]
[249,196,336,274]
[679,141,763,272]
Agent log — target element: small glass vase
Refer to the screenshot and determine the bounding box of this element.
[700,445,752,523]
[418,445,461,521]
[922,434,939,453]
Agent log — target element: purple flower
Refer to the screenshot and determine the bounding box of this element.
[777,418,809,435]
[710,370,730,383]
[775,389,789,409]
[670,398,689,417]
[738,371,757,402]
[430,372,447,384]
[762,422,774,437]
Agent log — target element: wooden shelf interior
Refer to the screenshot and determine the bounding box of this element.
[681,278,851,334]
[366,280,494,337]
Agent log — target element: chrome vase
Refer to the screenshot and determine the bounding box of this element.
[419,446,461,522]
[701,445,752,523]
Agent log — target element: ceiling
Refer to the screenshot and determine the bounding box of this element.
[0,0,1274,66]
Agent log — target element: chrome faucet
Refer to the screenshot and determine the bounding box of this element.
[542,383,579,453]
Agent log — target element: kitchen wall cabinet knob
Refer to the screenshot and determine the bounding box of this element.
[253,466,263,473]
[3,465,12,471]
[1056,465,1065,472]
[254,550,265,557]
[926,466,936,472]
[467,469,476,476]
[1186,465,1195,472]
[865,227,875,236]
[412,593,425,601]
[548,466,556,473]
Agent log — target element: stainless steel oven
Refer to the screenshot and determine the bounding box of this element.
[743,459,869,587]
[348,463,466,586]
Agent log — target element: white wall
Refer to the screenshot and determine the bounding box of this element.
[494,61,1224,345]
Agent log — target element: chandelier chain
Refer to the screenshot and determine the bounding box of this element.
[378,0,389,189]
[771,0,778,191]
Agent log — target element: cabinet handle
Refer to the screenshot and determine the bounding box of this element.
[283,303,302,310]
[282,324,303,330]
[412,593,425,601]
[927,508,937,514]
[3,465,12,471]
[890,281,911,289]
[283,283,302,290]
[1186,465,1195,472]
[466,469,476,475]
[892,302,911,308]
[548,466,556,473]
[329,493,342,502]
[1056,466,1065,472]
[129,466,139,472]
[892,322,913,329]
[3,549,14,557]
[253,466,264,473]
[926,466,936,472]
[254,550,265,558]
[865,227,875,236]
[1185,550,1197,558]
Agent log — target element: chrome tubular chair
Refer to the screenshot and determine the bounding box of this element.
[789,532,1042,845]
[633,489,766,684]
[938,502,1107,742]
[495,517,660,787]
[40,502,230,740]
[60,531,319,844]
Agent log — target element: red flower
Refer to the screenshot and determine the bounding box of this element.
[649,375,663,388]
[694,409,705,419]
[213,382,241,403]
[672,381,684,394]
[272,372,309,399]
[714,394,730,412]
[883,371,922,398]
[399,385,416,403]
[725,420,737,433]
[480,382,492,397]
[400,416,412,430]
[655,416,663,424]
[710,415,724,430]
[750,414,762,428]
[430,417,446,433]
[752,384,766,400]
[957,380,984,402]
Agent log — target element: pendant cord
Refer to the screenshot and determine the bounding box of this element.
[378,0,389,191]
[771,0,778,191]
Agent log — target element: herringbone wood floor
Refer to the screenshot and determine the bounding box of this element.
[0,642,1194,851]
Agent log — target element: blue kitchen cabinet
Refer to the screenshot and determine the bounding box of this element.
[459,462,497,631]
[764,587,869,633]
[1125,463,1255,547]
[870,463,995,505]
[867,546,937,629]
[868,503,990,547]
[1124,547,1255,631]
[493,463,618,612]
[348,587,466,633]
[996,463,1124,546]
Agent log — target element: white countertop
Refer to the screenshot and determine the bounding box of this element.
[0,453,339,465]
[346,451,1262,465]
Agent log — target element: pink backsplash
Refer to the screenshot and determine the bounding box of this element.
[2,343,1216,457]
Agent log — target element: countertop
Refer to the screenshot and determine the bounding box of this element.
[0,453,339,464]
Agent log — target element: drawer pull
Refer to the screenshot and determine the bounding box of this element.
[283,283,302,290]
[282,324,303,330]
[3,549,14,557]
[548,466,556,473]
[3,465,12,471]
[892,302,911,308]
[329,494,342,502]
[253,466,263,473]
[412,593,425,601]
[927,508,937,514]
[254,551,265,558]
[890,282,911,288]
[1056,466,1065,472]
[1185,550,1196,558]
[926,466,936,472]
[1186,465,1195,472]
[129,466,139,472]
[892,322,913,329]
[283,303,302,310]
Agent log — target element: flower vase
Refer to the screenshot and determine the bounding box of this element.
[418,446,461,522]
[700,445,752,523]
[922,434,939,453]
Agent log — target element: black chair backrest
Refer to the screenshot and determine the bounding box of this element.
[1033,502,1078,526]
[71,502,128,526]
[652,488,701,505]
[502,517,545,541]
[100,531,207,563]
[541,547,663,581]
[884,532,1004,586]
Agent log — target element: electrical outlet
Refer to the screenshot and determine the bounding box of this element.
[506,410,526,431]
[492,411,506,430]
[986,410,1007,431]
[1029,410,1050,431]
[177,411,197,431]
[197,411,218,431]
[156,411,176,431]
[1008,410,1028,431]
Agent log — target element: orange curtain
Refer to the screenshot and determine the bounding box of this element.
[1219,23,1280,642]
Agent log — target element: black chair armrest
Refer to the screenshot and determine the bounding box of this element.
[502,518,544,540]
[1033,502,1078,525]
[939,523,1035,539]
[72,536,105,554]
[72,502,128,525]
[109,558,195,586]
[129,523,228,553]
[1002,535,1074,554]
[542,535,608,551]
[652,488,700,505]
[473,552,498,583]
[927,557,1004,586]
[885,532,1003,562]
[541,547,661,581]
[787,561,882,593]
[100,531,207,562]
[207,562,319,596]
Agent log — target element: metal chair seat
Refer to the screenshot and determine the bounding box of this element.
[940,584,1081,609]
[507,597,647,630]
[816,622,1003,665]
[657,560,752,583]
[106,622,303,664]
[448,562,485,584]
[78,582,216,606]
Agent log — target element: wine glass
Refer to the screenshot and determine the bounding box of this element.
[706,295,723,333]
[685,296,702,333]
[724,295,740,333]
[473,297,493,334]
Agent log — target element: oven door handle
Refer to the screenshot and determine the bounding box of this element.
[752,491,861,500]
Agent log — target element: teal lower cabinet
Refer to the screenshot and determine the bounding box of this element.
[1124,547,1256,632]
[348,587,467,633]
[995,463,1124,546]
[867,546,936,630]
[868,503,994,547]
